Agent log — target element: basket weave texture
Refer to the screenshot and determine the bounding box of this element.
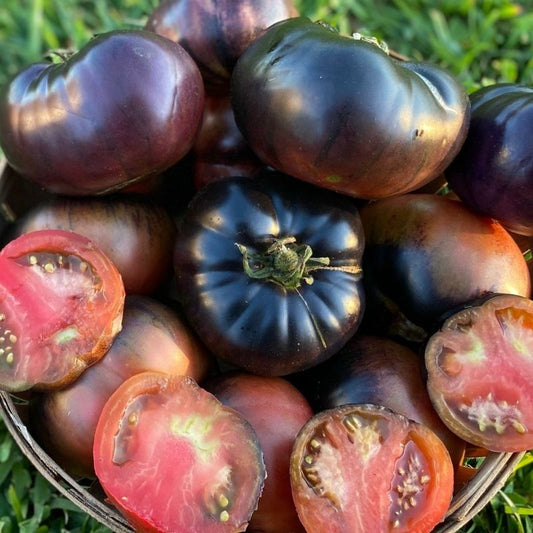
[0,391,525,533]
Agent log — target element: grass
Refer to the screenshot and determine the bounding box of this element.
[0,0,532,531]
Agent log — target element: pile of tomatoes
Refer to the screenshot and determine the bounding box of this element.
[0,1,532,532]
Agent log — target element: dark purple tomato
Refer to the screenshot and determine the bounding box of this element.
[192,94,266,190]
[173,173,365,376]
[10,195,177,295]
[425,293,533,452]
[145,0,299,92]
[295,335,466,468]
[0,30,204,195]
[204,371,312,533]
[30,295,213,478]
[445,83,533,236]
[231,17,470,200]
[359,194,531,343]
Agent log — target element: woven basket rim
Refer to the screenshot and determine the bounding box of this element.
[0,390,525,533]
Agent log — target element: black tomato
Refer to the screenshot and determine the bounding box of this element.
[145,0,299,92]
[359,193,531,343]
[173,173,365,376]
[0,30,204,195]
[231,17,470,199]
[445,83,533,236]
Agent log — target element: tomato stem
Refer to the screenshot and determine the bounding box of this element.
[235,237,331,290]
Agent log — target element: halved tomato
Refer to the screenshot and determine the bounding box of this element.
[0,229,124,391]
[93,371,266,533]
[425,293,533,452]
[290,404,454,533]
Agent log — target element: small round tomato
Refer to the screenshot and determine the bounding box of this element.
[30,295,213,478]
[445,83,533,236]
[11,195,177,295]
[425,293,533,452]
[0,30,204,195]
[173,173,365,376]
[231,17,470,199]
[93,371,266,533]
[290,403,454,533]
[0,229,124,392]
[204,371,313,532]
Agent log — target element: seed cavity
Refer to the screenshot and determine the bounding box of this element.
[389,440,430,528]
[459,393,526,435]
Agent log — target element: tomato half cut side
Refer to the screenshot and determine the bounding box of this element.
[93,371,266,533]
[290,404,454,533]
[0,229,125,392]
[425,293,533,452]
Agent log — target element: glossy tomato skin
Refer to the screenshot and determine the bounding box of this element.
[11,195,177,295]
[30,295,213,478]
[0,229,124,392]
[145,0,298,92]
[290,404,454,533]
[0,30,204,195]
[173,173,365,376]
[445,83,533,236]
[93,371,266,533]
[295,335,466,468]
[204,371,313,533]
[192,94,266,190]
[359,194,531,343]
[425,293,533,452]
[231,17,470,199]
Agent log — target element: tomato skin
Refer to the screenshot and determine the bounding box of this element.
[30,295,213,478]
[93,371,266,533]
[204,371,313,532]
[0,30,204,195]
[425,293,533,452]
[290,404,454,533]
[173,173,365,376]
[231,17,470,199]
[359,194,531,343]
[0,229,124,391]
[11,195,177,295]
[445,83,533,237]
[295,335,466,468]
[145,0,299,92]
[192,94,265,190]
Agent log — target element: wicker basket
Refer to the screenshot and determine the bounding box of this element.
[0,158,527,532]
[0,390,525,533]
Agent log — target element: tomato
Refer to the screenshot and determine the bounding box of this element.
[231,17,470,199]
[93,371,266,533]
[204,371,313,532]
[11,195,177,295]
[359,193,531,344]
[294,334,466,468]
[145,0,298,92]
[192,94,265,190]
[290,403,454,533]
[445,83,533,237]
[424,293,533,452]
[30,295,213,478]
[0,30,204,195]
[0,229,124,392]
[173,173,365,376]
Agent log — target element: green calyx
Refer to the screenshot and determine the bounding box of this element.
[236,237,331,290]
